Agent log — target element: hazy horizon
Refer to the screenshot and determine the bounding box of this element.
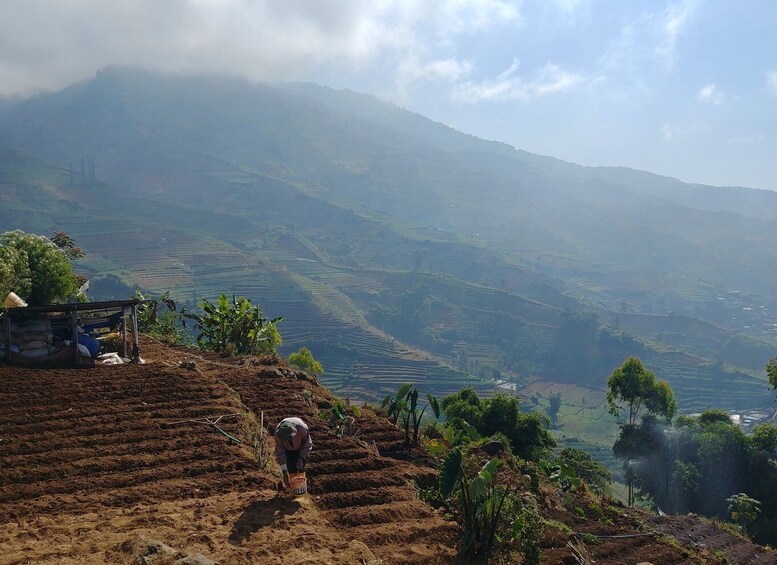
[2,1,776,191]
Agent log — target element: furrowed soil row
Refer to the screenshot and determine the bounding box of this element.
[222,370,459,564]
[0,364,265,523]
[3,403,241,436]
[1,442,245,486]
[2,423,234,457]
[0,435,222,468]
[1,457,252,503]
[0,382,232,411]
[315,487,416,510]
[1,390,236,422]
[2,346,459,564]
[2,471,269,521]
[327,501,434,527]
[2,473,262,521]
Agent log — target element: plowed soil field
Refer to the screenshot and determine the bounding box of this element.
[2,337,775,564]
[0,338,457,564]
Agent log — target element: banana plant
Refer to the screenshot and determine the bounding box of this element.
[184,293,282,355]
[439,449,512,557]
[135,290,177,329]
[382,382,412,426]
[407,391,441,448]
[443,418,481,448]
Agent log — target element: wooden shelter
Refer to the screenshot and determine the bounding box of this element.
[1,298,147,366]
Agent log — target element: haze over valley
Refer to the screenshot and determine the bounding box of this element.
[1,67,776,428]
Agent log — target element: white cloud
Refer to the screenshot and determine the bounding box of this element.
[655,0,700,67]
[729,133,766,144]
[661,121,710,140]
[767,70,777,94]
[661,123,680,140]
[453,59,583,103]
[698,83,723,105]
[399,57,474,83]
[0,0,523,97]
[598,0,700,81]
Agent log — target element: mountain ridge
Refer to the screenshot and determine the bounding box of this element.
[1,66,775,415]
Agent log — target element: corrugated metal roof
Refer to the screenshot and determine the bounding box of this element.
[1,299,148,317]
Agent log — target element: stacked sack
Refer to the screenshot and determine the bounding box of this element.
[9,318,56,359]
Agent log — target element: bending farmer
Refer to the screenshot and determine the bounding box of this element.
[274,417,313,488]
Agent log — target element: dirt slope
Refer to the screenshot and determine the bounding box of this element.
[0,338,457,564]
[2,337,775,564]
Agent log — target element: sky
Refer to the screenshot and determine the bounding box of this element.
[1,0,777,190]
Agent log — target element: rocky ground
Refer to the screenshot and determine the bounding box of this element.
[1,337,774,564]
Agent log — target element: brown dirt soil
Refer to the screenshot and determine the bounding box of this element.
[2,336,775,564]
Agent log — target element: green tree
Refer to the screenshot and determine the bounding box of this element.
[441,387,484,430]
[767,358,777,391]
[697,408,732,426]
[547,392,562,427]
[288,347,324,374]
[557,447,612,493]
[750,423,777,454]
[606,356,677,426]
[607,357,677,506]
[727,493,761,535]
[185,294,282,356]
[0,230,81,305]
[441,389,555,460]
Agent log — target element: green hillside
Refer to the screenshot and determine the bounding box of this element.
[1,67,775,414]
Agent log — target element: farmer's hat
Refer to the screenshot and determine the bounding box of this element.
[276,419,297,441]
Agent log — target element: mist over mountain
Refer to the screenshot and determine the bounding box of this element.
[1,67,775,411]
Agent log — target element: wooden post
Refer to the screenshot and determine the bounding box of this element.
[71,308,79,363]
[131,304,140,363]
[121,309,127,357]
[3,312,10,364]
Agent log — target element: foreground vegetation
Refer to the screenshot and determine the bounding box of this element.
[0,230,84,305]
[5,230,777,559]
[607,355,777,545]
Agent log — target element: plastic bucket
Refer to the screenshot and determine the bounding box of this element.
[290,473,307,495]
[3,292,27,308]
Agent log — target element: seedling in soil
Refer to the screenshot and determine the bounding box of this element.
[242,410,271,470]
[299,389,315,407]
[320,402,357,437]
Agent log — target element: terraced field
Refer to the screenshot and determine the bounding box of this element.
[223,368,459,564]
[0,338,458,564]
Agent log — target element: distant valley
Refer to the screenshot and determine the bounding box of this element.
[1,67,775,424]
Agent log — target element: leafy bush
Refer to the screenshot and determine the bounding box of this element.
[288,347,324,374]
[511,501,544,565]
[727,493,761,535]
[135,290,185,343]
[556,447,612,493]
[441,388,555,460]
[0,230,81,306]
[439,448,542,562]
[185,294,281,356]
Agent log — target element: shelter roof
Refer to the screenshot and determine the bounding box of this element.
[1,299,147,317]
